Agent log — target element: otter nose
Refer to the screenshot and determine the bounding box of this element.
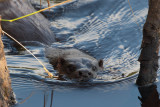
[78,70,93,77]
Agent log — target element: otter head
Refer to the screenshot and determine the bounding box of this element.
[56,57,103,82]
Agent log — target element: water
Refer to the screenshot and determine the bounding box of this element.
[3,0,159,106]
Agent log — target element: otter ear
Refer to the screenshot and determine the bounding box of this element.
[58,58,66,65]
[98,59,103,68]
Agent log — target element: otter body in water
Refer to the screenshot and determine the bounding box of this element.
[45,48,103,82]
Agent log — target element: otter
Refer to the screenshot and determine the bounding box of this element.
[45,47,103,82]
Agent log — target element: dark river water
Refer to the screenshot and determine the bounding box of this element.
[3,0,160,107]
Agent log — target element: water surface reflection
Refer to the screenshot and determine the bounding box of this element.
[138,84,160,107]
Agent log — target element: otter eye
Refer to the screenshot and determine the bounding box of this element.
[92,66,97,71]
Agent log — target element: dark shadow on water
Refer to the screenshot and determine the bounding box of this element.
[138,84,160,107]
